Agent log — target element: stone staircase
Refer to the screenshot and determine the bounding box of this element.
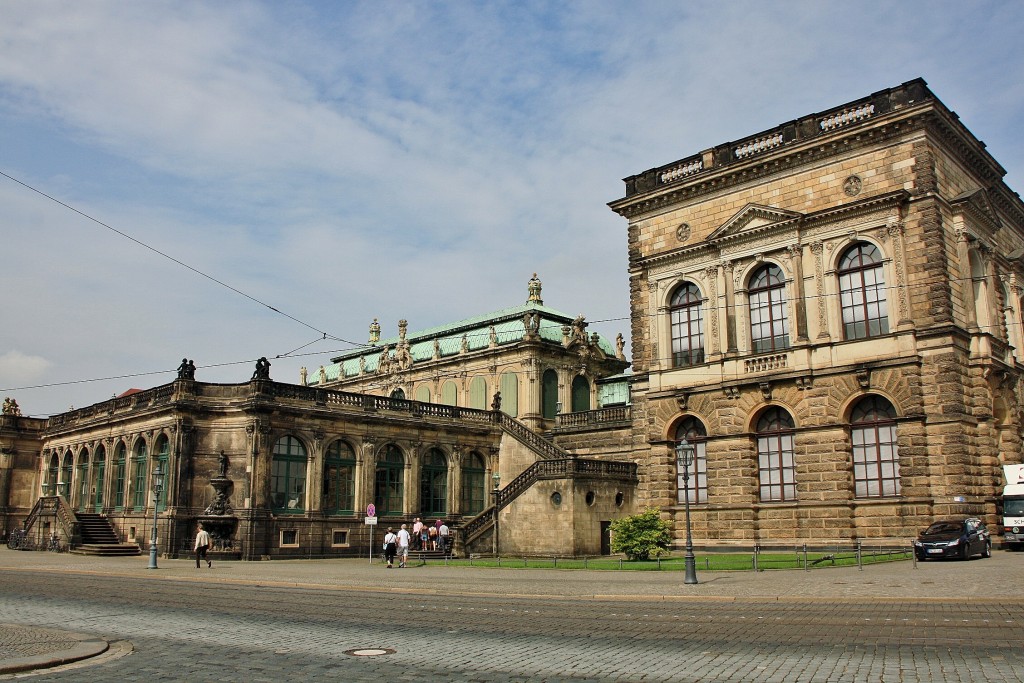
[71,513,140,556]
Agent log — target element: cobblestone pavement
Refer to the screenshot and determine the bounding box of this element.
[1,549,1022,682]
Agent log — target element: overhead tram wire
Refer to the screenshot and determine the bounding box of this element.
[0,169,367,350]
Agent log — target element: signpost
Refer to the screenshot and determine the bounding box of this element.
[366,504,377,564]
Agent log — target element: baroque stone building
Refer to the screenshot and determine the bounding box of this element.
[609,78,1024,547]
[1,280,636,559]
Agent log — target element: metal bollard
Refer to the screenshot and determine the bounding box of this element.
[803,544,808,571]
[856,541,862,570]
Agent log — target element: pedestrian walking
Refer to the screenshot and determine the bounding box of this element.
[383,527,398,568]
[397,523,411,568]
[194,523,211,569]
[438,520,450,555]
[412,517,424,550]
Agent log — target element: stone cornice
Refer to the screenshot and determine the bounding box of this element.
[609,79,1024,227]
[632,191,910,271]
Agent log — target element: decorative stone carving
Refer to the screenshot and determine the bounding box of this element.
[843,175,862,196]
[676,392,689,412]
[676,223,691,242]
[759,382,772,401]
[856,367,871,389]
[368,318,381,344]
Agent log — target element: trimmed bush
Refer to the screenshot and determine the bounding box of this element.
[610,509,671,561]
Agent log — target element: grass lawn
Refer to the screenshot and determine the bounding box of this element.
[438,548,914,571]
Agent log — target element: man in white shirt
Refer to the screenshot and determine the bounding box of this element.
[438,521,450,555]
[397,523,411,568]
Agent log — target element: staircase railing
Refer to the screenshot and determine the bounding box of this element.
[460,458,638,546]
[495,413,569,460]
[21,496,80,548]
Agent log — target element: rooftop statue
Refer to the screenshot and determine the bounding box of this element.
[527,272,543,304]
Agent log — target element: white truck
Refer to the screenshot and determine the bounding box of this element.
[1003,464,1024,549]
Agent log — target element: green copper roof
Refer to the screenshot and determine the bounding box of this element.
[314,301,618,382]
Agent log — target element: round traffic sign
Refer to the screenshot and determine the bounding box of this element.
[366,503,376,517]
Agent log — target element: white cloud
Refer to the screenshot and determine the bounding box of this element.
[0,350,53,387]
[0,0,1022,415]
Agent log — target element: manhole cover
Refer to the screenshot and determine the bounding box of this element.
[344,648,395,657]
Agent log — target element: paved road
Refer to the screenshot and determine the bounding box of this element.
[1,549,1022,682]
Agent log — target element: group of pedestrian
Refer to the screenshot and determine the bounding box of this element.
[382,518,451,568]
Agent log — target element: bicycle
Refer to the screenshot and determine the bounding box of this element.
[47,534,65,552]
[6,528,27,550]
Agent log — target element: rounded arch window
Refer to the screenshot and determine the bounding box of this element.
[390,387,406,400]
[420,448,448,517]
[271,435,307,512]
[756,407,796,502]
[838,242,889,340]
[541,369,559,419]
[571,375,591,412]
[748,264,790,353]
[669,282,705,367]
[374,444,404,515]
[550,491,562,506]
[460,451,486,515]
[324,440,356,514]
[113,442,127,509]
[850,395,900,498]
[130,440,148,510]
[76,449,90,511]
[585,491,596,506]
[674,416,708,504]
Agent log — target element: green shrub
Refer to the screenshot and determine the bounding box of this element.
[610,509,671,561]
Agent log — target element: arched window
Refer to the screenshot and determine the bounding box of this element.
[60,451,72,498]
[414,384,431,403]
[153,435,170,512]
[500,372,519,417]
[324,440,356,514]
[469,376,488,410]
[271,435,307,512]
[571,375,591,412]
[670,282,705,367]
[461,451,486,514]
[375,445,404,515]
[838,242,889,340]
[131,440,148,510]
[92,445,106,512]
[756,407,796,502]
[420,448,448,516]
[45,453,59,496]
[542,369,559,419]
[674,417,708,504]
[851,395,900,497]
[441,381,458,406]
[390,387,406,400]
[76,450,90,511]
[749,265,789,353]
[114,443,127,509]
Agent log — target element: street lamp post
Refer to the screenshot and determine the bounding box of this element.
[492,472,500,557]
[148,463,164,570]
[675,438,699,585]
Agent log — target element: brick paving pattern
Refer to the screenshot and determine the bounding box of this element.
[1,549,1022,681]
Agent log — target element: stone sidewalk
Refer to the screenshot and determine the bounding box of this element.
[2,548,1022,674]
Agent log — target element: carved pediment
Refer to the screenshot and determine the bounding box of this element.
[951,188,1001,234]
[706,203,803,242]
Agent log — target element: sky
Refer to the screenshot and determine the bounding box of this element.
[3,1,1024,417]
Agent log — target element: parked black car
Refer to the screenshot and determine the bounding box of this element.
[914,518,992,561]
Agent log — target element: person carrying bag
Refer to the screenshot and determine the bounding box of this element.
[383,527,398,568]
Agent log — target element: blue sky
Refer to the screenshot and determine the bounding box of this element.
[3,1,1024,416]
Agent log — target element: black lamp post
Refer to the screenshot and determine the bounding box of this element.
[492,472,500,556]
[147,463,164,570]
[675,438,699,585]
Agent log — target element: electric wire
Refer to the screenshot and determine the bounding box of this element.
[0,169,368,350]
